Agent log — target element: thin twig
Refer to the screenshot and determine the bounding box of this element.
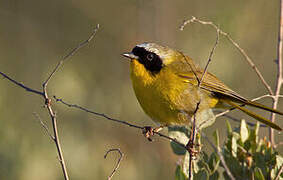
[0,72,43,96]
[275,164,283,180]
[104,148,124,180]
[213,111,267,128]
[181,54,201,84]
[54,96,142,129]
[270,0,283,145]
[43,24,100,87]
[188,102,200,180]
[0,25,100,180]
[199,28,220,87]
[180,16,273,95]
[202,133,235,180]
[54,96,187,150]
[33,112,55,140]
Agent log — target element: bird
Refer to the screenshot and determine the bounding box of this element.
[122,42,282,131]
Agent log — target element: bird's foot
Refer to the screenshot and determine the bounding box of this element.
[142,126,163,142]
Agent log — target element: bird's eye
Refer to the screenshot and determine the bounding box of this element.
[147,53,154,61]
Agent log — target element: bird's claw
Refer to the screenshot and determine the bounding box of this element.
[142,126,155,141]
[142,126,163,142]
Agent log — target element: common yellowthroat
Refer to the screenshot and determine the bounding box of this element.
[122,43,282,131]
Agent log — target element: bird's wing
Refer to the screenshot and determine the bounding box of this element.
[169,54,283,115]
[168,53,247,103]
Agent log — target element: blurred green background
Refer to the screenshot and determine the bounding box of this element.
[0,0,282,179]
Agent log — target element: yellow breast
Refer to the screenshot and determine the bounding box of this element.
[130,60,192,125]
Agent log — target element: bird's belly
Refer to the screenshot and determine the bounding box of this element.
[131,70,190,125]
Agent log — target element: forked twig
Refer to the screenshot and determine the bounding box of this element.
[180,16,273,95]
[0,24,100,180]
[43,24,100,87]
[104,148,124,180]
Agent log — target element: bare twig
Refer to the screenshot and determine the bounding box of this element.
[43,24,100,87]
[202,133,235,180]
[188,102,200,180]
[54,96,142,129]
[54,96,187,150]
[180,16,273,95]
[0,25,100,180]
[104,148,124,180]
[270,0,283,145]
[275,164,283,180]
[199,27,220,87]
[33,112,55,140]
[213,111,267,128]
[0,72,43,96]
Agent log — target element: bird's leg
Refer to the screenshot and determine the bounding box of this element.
[142,126,164,141]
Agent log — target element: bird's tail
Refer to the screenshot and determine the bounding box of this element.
[224,100,282,131]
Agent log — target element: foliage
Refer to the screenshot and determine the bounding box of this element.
[170,120,283,180]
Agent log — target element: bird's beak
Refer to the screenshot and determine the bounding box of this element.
[122,52,139,60]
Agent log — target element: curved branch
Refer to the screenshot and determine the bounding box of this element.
[104,148,124,180]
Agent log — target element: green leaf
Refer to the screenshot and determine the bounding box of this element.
[231,134,237,157]
[175,165,187,180]
[208,153,220,174]
[254,167,265,180]
[170,141,187,155]
[226,120,232,135]
[183,152,191,177]
[193,168,209,180]
[209,171,219,180]
[168,126,189,155]
[213,130,220,148]
[240,119,249,143]
[254,122,259,137]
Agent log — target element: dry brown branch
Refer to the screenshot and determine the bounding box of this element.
[0,24,100,180]
[104,148,124,180]
[54,96,187,150]
[270,0,283,145]
[180,16,273,95]
[0,72,43,96]
[187,102,200,180]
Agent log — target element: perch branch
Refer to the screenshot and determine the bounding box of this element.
[53,96,187,150]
